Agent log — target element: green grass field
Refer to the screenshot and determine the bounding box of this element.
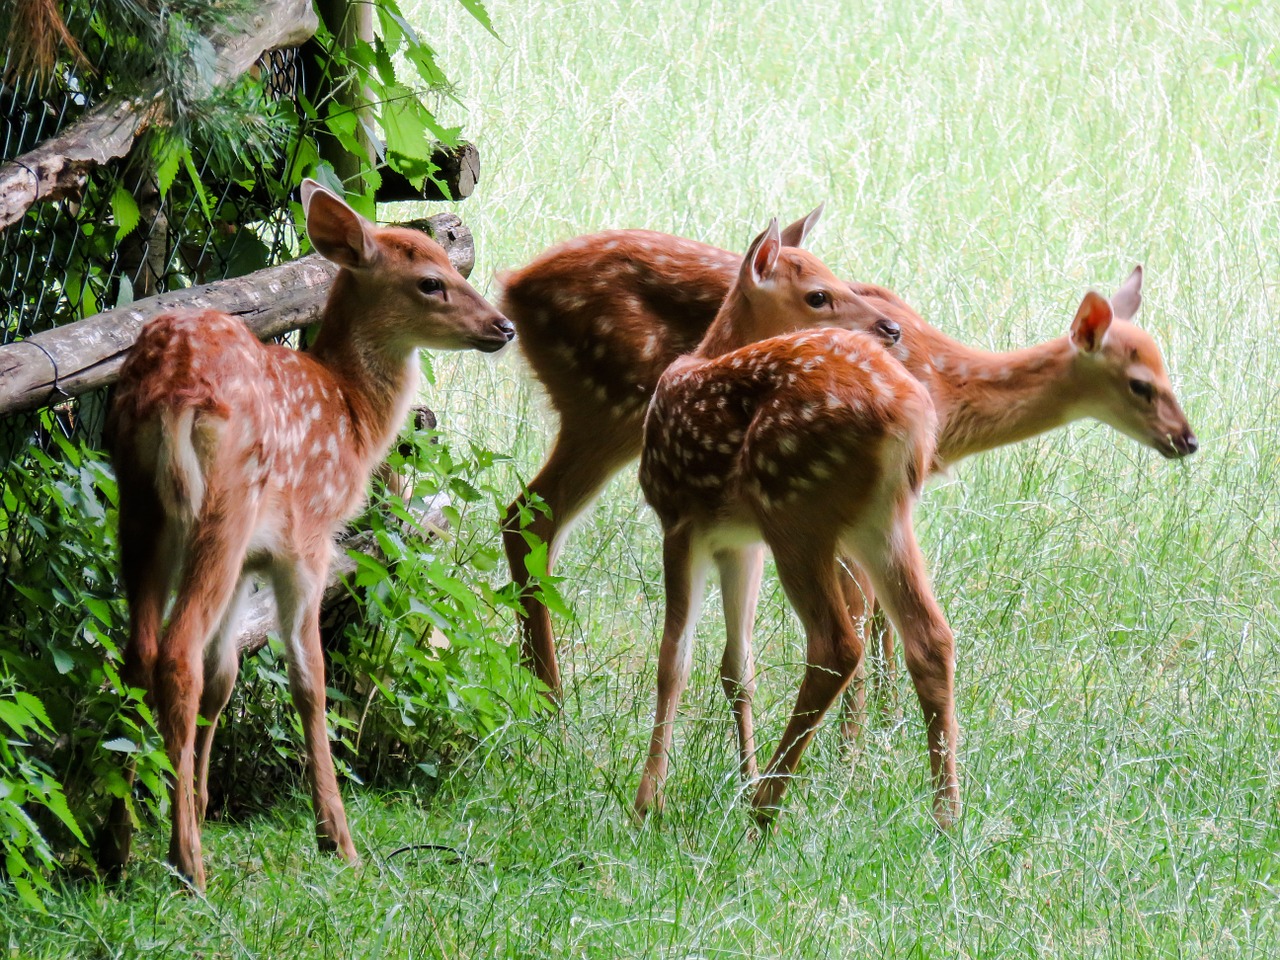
[10,0,1280,955]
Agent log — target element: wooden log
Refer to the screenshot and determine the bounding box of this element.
[376,143,481,203]
[0,0,319,231]
[0,213,473,416]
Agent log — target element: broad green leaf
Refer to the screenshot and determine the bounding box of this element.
[154,140,183,196]
[13,693,51,732]
[0,699,35,735]
[110,184,141,241]
[38,782,86,844]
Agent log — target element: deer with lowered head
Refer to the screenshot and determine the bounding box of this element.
[100,181,514,889]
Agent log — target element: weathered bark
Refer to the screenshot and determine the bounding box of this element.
[0,0,318,230]
[0,213,473,415]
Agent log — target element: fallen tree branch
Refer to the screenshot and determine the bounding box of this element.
[0,0,318,230]
[0,213,474,416]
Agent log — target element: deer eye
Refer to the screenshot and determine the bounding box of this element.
[805,291,829,308]
[418,277,444,296]
[1129,378,1155,401]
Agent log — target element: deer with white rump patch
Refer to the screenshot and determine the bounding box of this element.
[633,218,957,824]
[99,180,514,889]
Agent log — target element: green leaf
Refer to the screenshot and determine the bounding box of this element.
[110,184,141,241]
[39,781,87,844]
[181,149,213,220]
[12,876,45,912]
[154,140,183,197]
[457,0,500,39]
[0,699,35,735]
[13,692,52,732]
[100,737,140,754]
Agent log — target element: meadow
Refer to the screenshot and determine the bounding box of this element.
[8,0,1280,955]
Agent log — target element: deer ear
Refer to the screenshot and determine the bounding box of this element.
[1070,290,1113,353]
[304,180,379,270]
[740,219,782,290]
[779,203,824,249]
[1110,265,1143,323]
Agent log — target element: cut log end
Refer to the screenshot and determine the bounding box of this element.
[376,143,481,204]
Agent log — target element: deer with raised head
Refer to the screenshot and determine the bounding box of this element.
[99,181,514,889]
[832,266,1198,733]
[500,210,902,695]
[633,219,957,824]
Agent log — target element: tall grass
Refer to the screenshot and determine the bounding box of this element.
[9,0,1280,955]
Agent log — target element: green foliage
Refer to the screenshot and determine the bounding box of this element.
[0,424,168,904]
[326,426,548,784]
[0,418,545,902]
[295,0,497,209]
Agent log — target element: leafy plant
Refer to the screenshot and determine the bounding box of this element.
[0,423,169,906]
[325,425,549,785]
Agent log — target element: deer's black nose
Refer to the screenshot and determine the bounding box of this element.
[495,317,516,341]
[1176,429,1198,456]
[873,316,901,345]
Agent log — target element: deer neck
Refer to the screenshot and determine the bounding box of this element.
[308,273,420,466]
[694,288,782,358]
[924,331,1083,466]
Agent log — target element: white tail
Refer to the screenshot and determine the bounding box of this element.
[632,220,957,825]
[100,180,514,890]
[500,210,901,694]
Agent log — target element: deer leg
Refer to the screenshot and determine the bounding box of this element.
[870,604,901,720]
[836,559,875,744]
[270,550,358,865]
[193,574,252,824]
[716,544,764,783]
[855,506,959,829]
[752,541,862,823]
[156,505,257,890]
[100,487,172,878]
[503,420,641,697]
[634,527,710,819]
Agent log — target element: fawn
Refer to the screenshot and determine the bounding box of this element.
[503,220,1195,822]
[500,209,902,694]
[100,180,514,889]
[834,268,1198,734]
[632,219,956,824]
